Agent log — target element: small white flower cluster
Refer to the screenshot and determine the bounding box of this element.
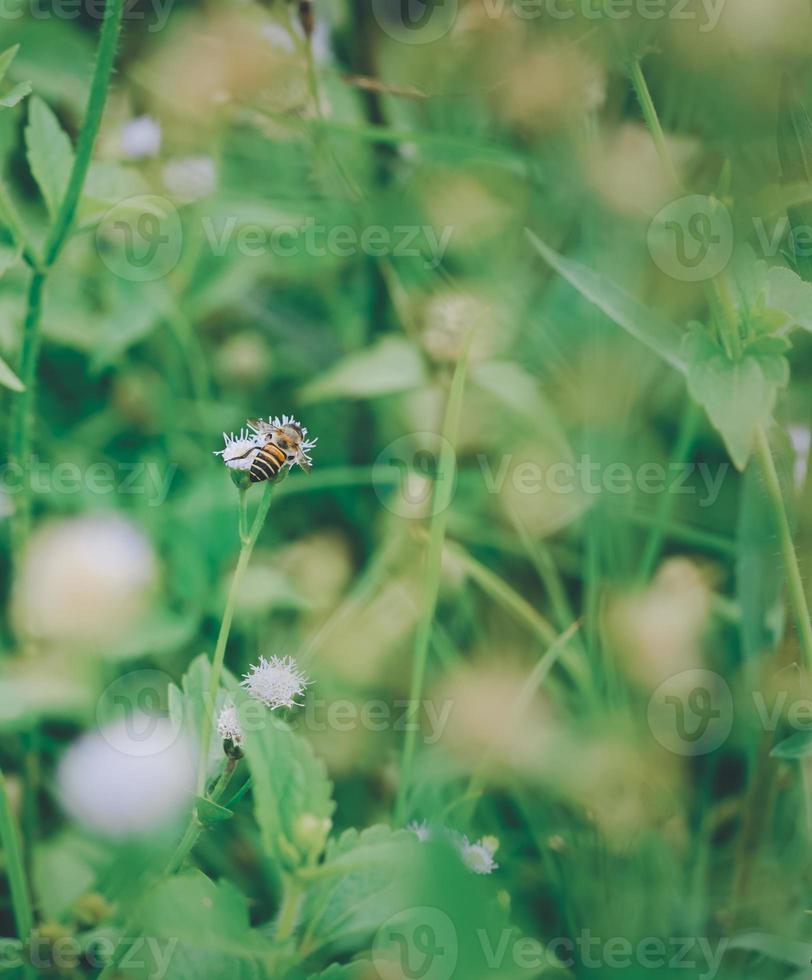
[215,415,317,474]
[120,115,162,160]
[217,656,310,748]
[407,822,499,875]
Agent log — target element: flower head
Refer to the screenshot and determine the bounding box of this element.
[241,655,309,710]
[217,700,243,746]
[408,820,432,843]
[247,415,317,473]
[458,835,499,875]
[214,429,261,472]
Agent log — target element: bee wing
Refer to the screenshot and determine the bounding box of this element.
[247,418,274,439]
[298,457,313,475]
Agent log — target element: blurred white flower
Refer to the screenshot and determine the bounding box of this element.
[242,655,308,709]
[217,699,243,746]
[163,156,217,201]
[458,835,499,875]
[12,515,157,647]
[790,425,811,491]
[407,820,431,842]
[120,115,162,160]
[57,717,194,837]
[215,428,261,472]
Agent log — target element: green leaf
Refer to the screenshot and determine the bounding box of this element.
[168,654,233,782]
[526,229,686,373]
[236,688,334,872]
[300,336,426,402]
[302,826,422,956]
[25,96,73,221]
[777,74,812,281]
[0,351,23,392]
[307,966,369,980]
[727,930,812,967]
[684,328,789,470]
[0,45,20,86]
[770,730,812,759]
[195,796,234,826]
[765,265,812,330]
[0,81,31,109]
[131,870,270,979]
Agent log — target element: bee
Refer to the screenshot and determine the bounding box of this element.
[246,417,314,483]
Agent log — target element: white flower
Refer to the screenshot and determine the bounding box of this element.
[163,156,217,201]
[458,835,499,875]
[214,428,262,472]
[408,820,431,842]
[12,515,157,648]
[247,415,317,472]
[57,718,194,838]
[241,655,309,709]
[120,115,162,160]
[217,700,243,746]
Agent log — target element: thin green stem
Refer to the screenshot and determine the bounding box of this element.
[196,481,274,797]
[7,0,124,570]
[275,876,304,942]
[0,767,33,945]
[394,354,469,825]
[627,56,680,187]
[755,425,812,668]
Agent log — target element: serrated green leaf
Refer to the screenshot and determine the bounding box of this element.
[236,687,334,872]
[300,336,426,402]
[770,730,812,759]
[684,328,788,470]
[526,229,686,373]
[302,826,422,957]
[25,95,73,221]
[131,870,270,979]
[0,351,23,392]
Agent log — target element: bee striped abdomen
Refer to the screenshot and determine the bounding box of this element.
[250,442,287,483]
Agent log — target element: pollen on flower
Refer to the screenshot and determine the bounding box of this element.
[217,700,243,746]
[458,835,499,875]
[241,655,309,710]
[214,429,261,471]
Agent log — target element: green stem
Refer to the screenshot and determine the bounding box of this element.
[394,354,469,825]
[627,56,680,187]
[755,425,812,667]
[196,481,274,797]
[0,768,33,945]
[275,876,303,942]
[7,0,124,569]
